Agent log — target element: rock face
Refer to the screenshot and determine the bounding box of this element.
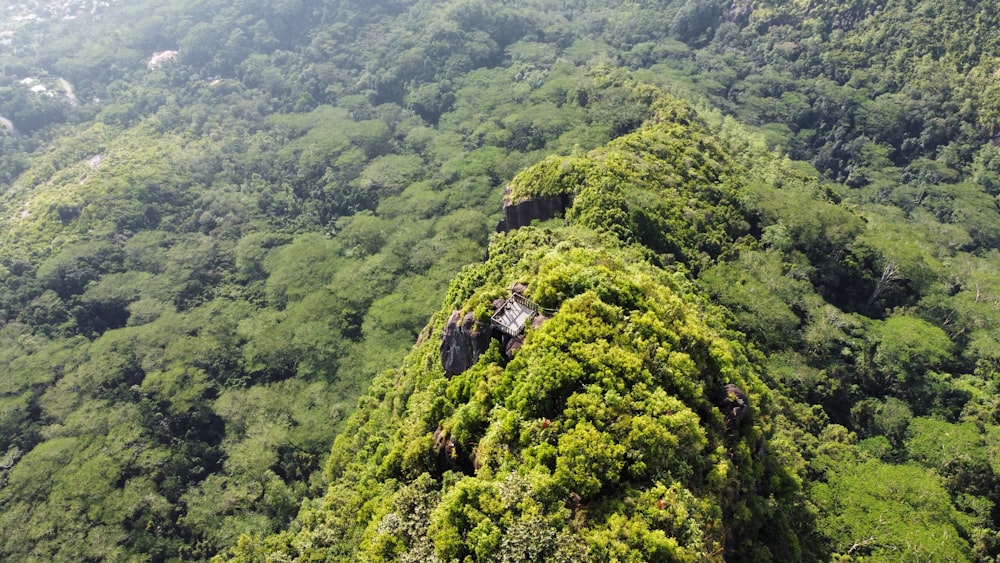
[496,186,572,232]
[440,311,491,377]
[504,334,525,358]
[725,0,753,26]
[531,314,548,329]
[466,313,492,358]
[718,383,749,428]
[0,116,18,137]
[441,285,548,372]
[433,428,474,475]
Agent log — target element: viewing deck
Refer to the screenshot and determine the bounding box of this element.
[491,293,539,336]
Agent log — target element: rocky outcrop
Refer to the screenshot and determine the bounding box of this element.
[440,310,491,377]
[0,116,18,137]
[718,383,749,429]
[716,382,750,556]
[441,285,548,372]
[496,186,572,232]
[531,314,548,329]
[433,428,474,476]
[725,1,753,26]
[467,312,492,358]
[504,334,525,358]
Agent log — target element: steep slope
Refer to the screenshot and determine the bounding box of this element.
[5,1,1000,559]
[1,4,677,558]
[227,87,995,560]
[226,99,821,561]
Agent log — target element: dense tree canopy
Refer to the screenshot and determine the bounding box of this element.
[1,0,999,560]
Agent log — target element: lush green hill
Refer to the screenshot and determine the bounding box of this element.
[1,0,1000,561]
[223,97,988,561]
[224,100,817,561]
[0,2,670,558]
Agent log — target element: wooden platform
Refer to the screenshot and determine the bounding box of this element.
[491,293,539,336]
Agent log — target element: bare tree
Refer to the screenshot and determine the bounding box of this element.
[865,260,902,313]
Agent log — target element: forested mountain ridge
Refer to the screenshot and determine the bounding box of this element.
[224,90,990,562]
[0,0,999,560]
[224,96,820,561]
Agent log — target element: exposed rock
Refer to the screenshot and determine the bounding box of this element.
[718,384,750,557]
[460,311,477,334]
[0,116,17,137]
[531,314,549,330]
[440,310,490,377]
[718,383,749,428]
[433,428,456,471]
[496,185,572,232]
[59,78,78,106]
[441,311,471,376]
[433,428,474,475]
[148,50,179,70]
[464,311,492,361]
[511,281,529,295]
[565,492,583,518]
[416,323,432,346]
[504,334,525,358]
[725,0,753,26]
[433,428,452,454]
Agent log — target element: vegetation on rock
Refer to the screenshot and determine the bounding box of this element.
[1,0,999,561]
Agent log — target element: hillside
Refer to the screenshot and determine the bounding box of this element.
[226,95,990,562]
[224,99,812,561]
[0,0,999,561]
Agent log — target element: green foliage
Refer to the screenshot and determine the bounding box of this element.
[906,418,997,500]
[554,421,626,499]
[232,104,831,561]
[507,97,750,266]
[3,0,1000,560]
[862,314,954,405]
[811,458,973,561]
[700,249,818,351]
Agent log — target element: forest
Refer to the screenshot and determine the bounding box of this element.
[1,0,999,561]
